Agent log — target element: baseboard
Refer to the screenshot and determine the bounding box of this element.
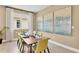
[49,40,79,53]
[2,40,16,44]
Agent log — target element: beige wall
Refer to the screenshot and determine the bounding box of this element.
[0,6,6,40]
[33,13,36,31]
[0,6,6,30]
[36,5,79,49]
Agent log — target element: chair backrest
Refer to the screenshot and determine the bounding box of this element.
[33,31,37,34]
[35,38,48,53]
[17,35,24,53]
[18,35,22,45]
[36,31,43,36]
[14,29,28,38]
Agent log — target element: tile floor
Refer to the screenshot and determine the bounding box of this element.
[0,40,75,53]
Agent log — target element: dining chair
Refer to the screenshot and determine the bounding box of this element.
[33,31,37,35]
[36,31,43,36]
[15,29,28,39]
[17,35,32,53]
[32,38,50,53]
[17,35,25,53]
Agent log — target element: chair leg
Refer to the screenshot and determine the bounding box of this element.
[47,47,50,53]
[40,51,41,53]
[17,40,19,49]
[20,45,24,53]
[19,46,21,52]
[17,40,19,45]
[32,51,34,53]
[22,45,24,53]
[44,50,46,53]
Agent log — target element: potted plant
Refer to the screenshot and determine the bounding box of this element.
[0,26,9,44]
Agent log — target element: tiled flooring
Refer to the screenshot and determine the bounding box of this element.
[0,40,75,53]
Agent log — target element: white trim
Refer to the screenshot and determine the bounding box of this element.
[49,40,79,53]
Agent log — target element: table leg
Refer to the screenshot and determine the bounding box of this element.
[47,47,50,53]
[29,44,32,53]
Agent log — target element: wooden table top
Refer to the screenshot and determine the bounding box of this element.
[20,34,50,45]
[23,37,37,45]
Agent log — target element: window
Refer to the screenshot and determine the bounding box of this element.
[43,13,53,33]
[54,7,71,35]
[16,20,20,28]
[36,16,43,31]
[36,13,53,33]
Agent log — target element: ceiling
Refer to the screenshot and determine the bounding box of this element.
[8,5,49,12]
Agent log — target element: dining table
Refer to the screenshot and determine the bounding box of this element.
[22,36,37,53]
[20,34,49,53]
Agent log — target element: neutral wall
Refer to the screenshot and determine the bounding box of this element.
[0,6,6,30]
[33,13,36,31]
[0,6,6,40]
[36,5,79,49]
